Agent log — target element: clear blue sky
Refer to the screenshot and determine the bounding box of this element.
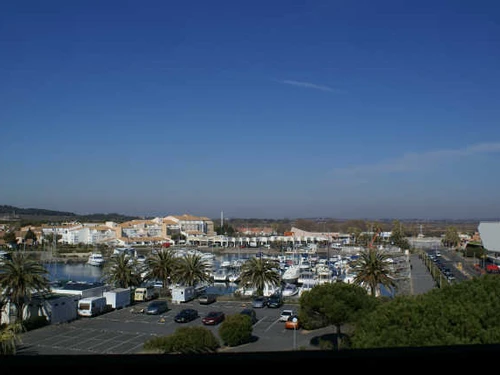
[1,0,499,220]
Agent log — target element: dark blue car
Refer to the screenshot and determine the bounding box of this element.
[174,308,199,323]
[267,294,283,308]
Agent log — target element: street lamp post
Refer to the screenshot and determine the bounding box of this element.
[292,316,298,350]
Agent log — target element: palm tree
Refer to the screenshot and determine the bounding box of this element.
[101,252,142,289]
[239,257,281,296]
[0,251,51,322]
[352,248,396,297]
[0,322,24,355]
[143,248,179,288]
[173,253,212,287]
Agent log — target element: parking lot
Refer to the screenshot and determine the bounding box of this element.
[17,299,332,355]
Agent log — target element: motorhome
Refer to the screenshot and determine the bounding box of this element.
[133,286,158,302]
[77,296,109,317]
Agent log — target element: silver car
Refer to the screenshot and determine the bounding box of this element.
[145,300,168,315]
[251,296,268,308]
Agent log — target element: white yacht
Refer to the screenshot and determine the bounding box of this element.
[87,253,105,267]
[281,265,301,284]
[213,268,230,282]
[315,264,335,284]
[297,270,316,285]
[228,270,241,283]
[298,279,318,296]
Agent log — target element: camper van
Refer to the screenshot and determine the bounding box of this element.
[77,296,109,317]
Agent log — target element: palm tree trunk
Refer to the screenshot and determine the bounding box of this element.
[335,324,342,350]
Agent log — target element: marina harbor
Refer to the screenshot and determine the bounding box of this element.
[43,244,412,298]
[14,252,436,355]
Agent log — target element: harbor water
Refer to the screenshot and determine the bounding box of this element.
[43,253,254,296]
[43,251,397,298]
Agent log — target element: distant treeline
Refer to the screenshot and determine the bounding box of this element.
[0,205,76,217]
[220,217,481,237]
[0,204,140,224]
[0,204,484,235]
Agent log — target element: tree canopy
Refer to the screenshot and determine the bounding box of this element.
[101,252,142,289]
[173,253,212,287]
[299,282,378,349]
[0,252,51,321]
[442,226,461,248]
[144,248,179,288]
[351,274,500,348]
[353,247,397,297]
[238,257,281,296]
[390,220,410,250]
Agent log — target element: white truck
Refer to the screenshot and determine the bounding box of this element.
[133,286,159,302]
[77,296,109,317]
[103,288,131,310]
[171,286,196,303]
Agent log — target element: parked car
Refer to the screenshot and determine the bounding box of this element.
[240,308,258,324]
[198,293,217,305]
[285,315,300,330]
[266,293,283,308]
[251,296,268,308]
[174,308,199,323]
[144,300,168,315]
[201,311,225,325]
[152,280,164,288]
[279,309,294,322]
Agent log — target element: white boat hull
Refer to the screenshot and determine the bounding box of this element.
[87,253,105,267]
[282,265,300,283]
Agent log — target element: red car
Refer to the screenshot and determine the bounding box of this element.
[201,311,225,325]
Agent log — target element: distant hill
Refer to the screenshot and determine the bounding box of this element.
[0,205,76,217]
[0,205,139,223]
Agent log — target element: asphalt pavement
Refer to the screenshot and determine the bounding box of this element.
[409,253,437,294]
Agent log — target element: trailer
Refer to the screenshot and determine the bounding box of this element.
[2,293,79,325]
[171,286,196,304]
[103,288,131,310]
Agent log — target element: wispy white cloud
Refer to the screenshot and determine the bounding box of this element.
[332,142,500,177]
[281,79,336,92]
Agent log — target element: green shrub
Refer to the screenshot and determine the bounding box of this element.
[143,336,170,352]
[143,326,219,354]
[218,314,253,347]
[318,338,334,350]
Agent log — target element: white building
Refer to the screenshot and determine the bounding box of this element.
[478,221,500,252]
